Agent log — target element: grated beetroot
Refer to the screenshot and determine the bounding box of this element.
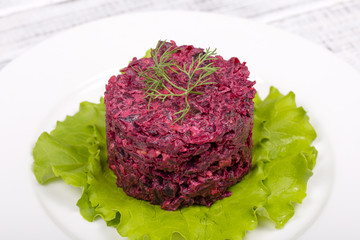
[104,41,256,211]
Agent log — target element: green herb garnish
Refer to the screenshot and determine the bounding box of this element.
[134,41,219,124]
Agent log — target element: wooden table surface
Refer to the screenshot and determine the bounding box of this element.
[1,0,360,73]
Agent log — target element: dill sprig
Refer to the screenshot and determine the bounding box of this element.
[134,40,219,124]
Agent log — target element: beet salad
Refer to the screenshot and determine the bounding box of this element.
[104,40,256,210]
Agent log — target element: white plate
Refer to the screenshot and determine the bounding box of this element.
[0,11,359,240]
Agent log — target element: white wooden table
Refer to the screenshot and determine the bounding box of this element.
[1,0,360,73]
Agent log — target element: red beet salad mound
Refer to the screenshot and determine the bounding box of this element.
[104,41,256,211]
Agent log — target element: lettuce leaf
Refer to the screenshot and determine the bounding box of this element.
[33,99,106,187]
[33,87,317,239]
[253,87,317,228]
